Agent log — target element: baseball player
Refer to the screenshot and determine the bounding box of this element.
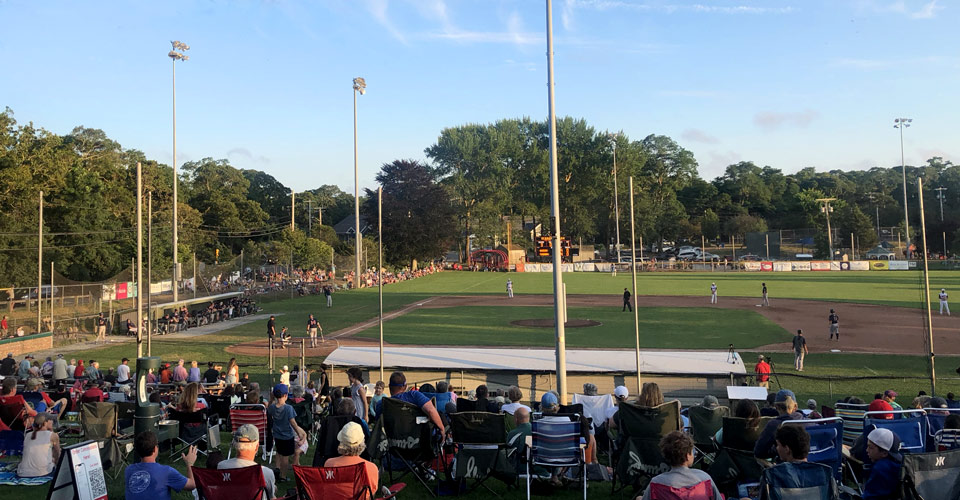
[307,314,321,347]
[96,312,107,343]
[940,289,950,316]
[828,309,840,341]
[623,288,632,312]
[710,282,718,304]
[761,282,769,307]
[506,279,514,298]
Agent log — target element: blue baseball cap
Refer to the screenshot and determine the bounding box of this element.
[541,392,558,408]
[273,383,288,397]
[775,389,796,403]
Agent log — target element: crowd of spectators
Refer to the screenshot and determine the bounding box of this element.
[344,263,441,289]
[156,296,258,334]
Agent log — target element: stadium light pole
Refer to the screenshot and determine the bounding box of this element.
[894,118,912,258]
[378,187,384,384]
[609,133,621,264]
[917,177,936,395]
[169,40,189,303]
[935,187,947,221]
[817,198,836,260]
[545,0,568,404]
[136,162,144,358]
[353,77,366,290]
[629,177,642,394]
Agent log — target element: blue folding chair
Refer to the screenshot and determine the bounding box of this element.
[864,410,928,455]
[923,408,960,450]
[783,417,843,480]
[527,417,586,500]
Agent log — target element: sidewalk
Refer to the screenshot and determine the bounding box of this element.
[27,313,279,360]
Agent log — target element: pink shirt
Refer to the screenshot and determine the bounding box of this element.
[324,455,378,494]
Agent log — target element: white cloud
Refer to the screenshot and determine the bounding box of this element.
[563,1,795,15]
[682,129,720,144]
[753,110,820,131]
[362,0,408,44]
[658,89,720,98]
[912,0,943,18]
[855,0,943,19]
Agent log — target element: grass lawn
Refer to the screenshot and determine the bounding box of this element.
[383,270,960,308]
[355,305,792,349]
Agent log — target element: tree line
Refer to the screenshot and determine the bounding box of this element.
[1,108,956,287]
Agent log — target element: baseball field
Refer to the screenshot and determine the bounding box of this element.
[13,269,960,499]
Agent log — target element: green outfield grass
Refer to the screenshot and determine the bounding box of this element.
[378,270,960,308]
[354,305,792,349]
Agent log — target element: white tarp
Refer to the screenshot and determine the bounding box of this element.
[850,261,870,271]
[324,346,746,375]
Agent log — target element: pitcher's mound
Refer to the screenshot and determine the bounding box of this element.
[511,319,602,328]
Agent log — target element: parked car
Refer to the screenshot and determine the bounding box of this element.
[738,254,761,261]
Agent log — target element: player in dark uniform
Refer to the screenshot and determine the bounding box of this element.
[267,315,277,345]
[622,288,632,312]
[828,309,840,341]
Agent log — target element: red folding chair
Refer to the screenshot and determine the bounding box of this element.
[293,463,404,500]
[192,465,266,500]
[229,404,271,462]
[0,399,29,431]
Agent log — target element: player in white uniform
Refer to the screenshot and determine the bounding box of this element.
[506,279,514,298]
[710,282,718,304]
[940,289,950,315]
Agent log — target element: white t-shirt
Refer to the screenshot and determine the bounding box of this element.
[604,405,619,422]
[116,364,131,383]
[219,458,276,500]
[501,402,531,415]
[280,372,290,386]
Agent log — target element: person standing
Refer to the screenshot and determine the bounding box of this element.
[267,315,277,345]
[792,330,808,371]
[268,384,307,483]
[710,282,718,304]
[323,285,333,308]
[0,315,7,337]
[755,355,771,388]
[940,289,950,315]
[828,309,840,341]
[347,367,368,423]
[307,314,320,348]
[96,312,107,343]
[622,288,632,312]
[506,279,514,298]
[761,282,769,307]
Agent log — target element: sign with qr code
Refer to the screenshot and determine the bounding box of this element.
[46,440,108,500]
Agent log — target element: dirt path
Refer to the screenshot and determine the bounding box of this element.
[226,294,960,358]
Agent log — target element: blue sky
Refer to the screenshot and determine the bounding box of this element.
[1,0,957,192]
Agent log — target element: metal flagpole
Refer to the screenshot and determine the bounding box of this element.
[918,177,937,395]
[136,162,144,358]
[629,177,642,394]
[545,0,567,403]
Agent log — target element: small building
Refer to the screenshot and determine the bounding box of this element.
[865,246,895,260]
[333,214,373,240]
[497,244,526,269]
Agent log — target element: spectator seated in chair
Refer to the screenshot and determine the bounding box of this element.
[641,431,722,500]
[18,413,60,478]
[373,371,445,433]
[323,421,379,495]
[753,424,838,500]
[501,386,532,416]
[861,428,902,500]
[218,424,276,500]
[80,380,107,403]
[125,431,198,500]
[715,398,762,446]
[23,377,67,420]
[754,389,805,460]
[0,377,37,419]
[540,391,597,466]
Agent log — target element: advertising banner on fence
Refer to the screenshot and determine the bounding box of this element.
[760,261,774,271]
[525,263,540,273]
[102,282,138,301]
[561,264,574,273]
[870,261,890,271]
[773,262,792,272]
[791,261,811,271]
[540,264,553,272]
[849,261,869,271]
[596,263,612,273]
[743,262,761,271]
[840,262,850,271]
[831,261,842,271]
[810,261,831,271]
[888,260,909,270]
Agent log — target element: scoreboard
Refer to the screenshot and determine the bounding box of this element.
[535,236,572,260]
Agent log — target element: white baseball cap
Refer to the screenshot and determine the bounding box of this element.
[337,422,365,447]
[282,365,288,371]
[614,386,629,398]
[867,428,902,461]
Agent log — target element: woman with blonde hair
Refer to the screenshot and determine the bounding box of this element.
[638,382,664,407]
[176,382,206,412]
[18,413,60,478]
[225,358,239,385]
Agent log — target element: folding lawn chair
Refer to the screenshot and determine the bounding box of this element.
[311,414,370,466]
[757,461,838,500]
[206,394,233,427]
[688,405,729,466]
[0,398,29,431]
[782,417,843,480]
[526,416,586,500]
[291,399,318,445]
[899,448,960,500]
[707,416,773,499]
[611,400,681,493]
[380,396,443,496]
[449,411,512,494]
[80,402,132,477]
[571,394,615,434]
[834,402,869,446]
[294,463,405,500]
[229,403,271,462]
[864,410,928,455]
[193,465,266,500]
[168,408,216,460]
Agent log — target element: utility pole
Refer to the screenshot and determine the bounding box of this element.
[918,177,936,395]
[629,177,641,395]
[147,191,152,356]
[290,190,295,232]
[894,117,912,257]
[136,162,143,358]
[935,187,947,221]
[817,198,837,260]
[378,187,384,384]
[610,133,621,264]
[545,0,567,403]
[38,191,43,333]
[306,200,312,236]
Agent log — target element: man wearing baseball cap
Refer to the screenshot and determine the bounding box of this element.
[324,422,379,494]
[863,428,902,499]
[218,424,275,499]
[755,389,805,459]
